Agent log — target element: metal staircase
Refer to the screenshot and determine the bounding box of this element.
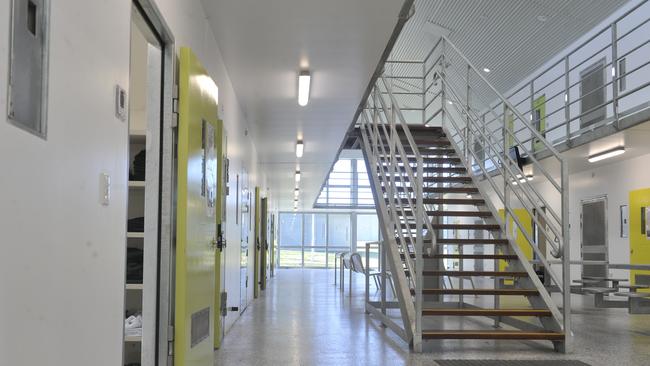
[358,36,571,352]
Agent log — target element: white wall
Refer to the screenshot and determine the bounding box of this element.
[563,152,650,279]
[0,0,266,365]
[0,1,132,365]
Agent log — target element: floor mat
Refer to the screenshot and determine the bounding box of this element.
[435,361,591,366]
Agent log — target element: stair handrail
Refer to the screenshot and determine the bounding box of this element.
[422,36,570,348]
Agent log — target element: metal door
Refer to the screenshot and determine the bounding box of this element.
[213,120,226,349]
[581,197,608,279]
[174,47,218,366]
[240,169,250,312]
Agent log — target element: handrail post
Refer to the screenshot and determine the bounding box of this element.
[414,155,423,352]
[441,39,447,129]
[564,56,571,147]
[561,160,571,352]
[611,22,620,130]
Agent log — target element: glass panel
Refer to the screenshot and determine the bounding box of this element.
[328,214,350,246]
[279,247,302,267]
[304,213,327,247]
[356,214,380,270]
[303,248,327,268]
[328,248,349,268]
[279,213,302,247]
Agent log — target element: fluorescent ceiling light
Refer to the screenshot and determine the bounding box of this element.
[298,71,311,106]
[588,147,625,163]
[483,68,491,73]
[296,140,304,158]
[295,170,301,182]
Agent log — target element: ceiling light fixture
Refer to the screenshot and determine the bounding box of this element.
[298,71,311,106]
[483,68,491,73]
[536,15,548,22]
[588,146,625,163]
[296,140,304,158]
[295,170,301,182]
[294,188,299,197]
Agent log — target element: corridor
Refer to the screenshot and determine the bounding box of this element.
[215,269,650,366]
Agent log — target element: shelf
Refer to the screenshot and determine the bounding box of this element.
[126,283,143,290]
[128,181,145,188]
[127,232,144,239]
[129,130,146,143]
[124,335,142,343]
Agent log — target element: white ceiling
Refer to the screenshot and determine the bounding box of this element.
[392,0,630,93]
[201,0,406,210]
[201,0,632,211]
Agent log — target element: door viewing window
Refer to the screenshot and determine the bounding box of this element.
[580,59,606,128]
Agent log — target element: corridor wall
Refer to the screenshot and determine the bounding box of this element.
[0,0,268,365]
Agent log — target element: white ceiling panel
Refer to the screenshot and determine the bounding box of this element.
[201,0,406,210]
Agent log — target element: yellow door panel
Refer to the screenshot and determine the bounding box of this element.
[498,209,533,284]
[175,47,219,366]
[254,187,261,298]
[629,188,650,292]
[214,119,226,349]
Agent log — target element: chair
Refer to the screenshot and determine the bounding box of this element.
[350,252,385,291]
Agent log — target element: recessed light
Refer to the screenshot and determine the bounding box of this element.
[588,147,625,163]
[295,170,301,182]
[483,68,491,73]
[296,140,304,158]
[298,71,311,106]
[536,15,548,22]
[447,100,453,105]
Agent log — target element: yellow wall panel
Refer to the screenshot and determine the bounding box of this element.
[629,188,650,292]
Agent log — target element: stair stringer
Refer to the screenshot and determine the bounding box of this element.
[438,123,566,341]
[359,126,416,344]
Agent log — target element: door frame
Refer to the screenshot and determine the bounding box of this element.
[580,195,609,280]
[130,1,175,364]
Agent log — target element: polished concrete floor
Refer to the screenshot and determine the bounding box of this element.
[214,269,650,366]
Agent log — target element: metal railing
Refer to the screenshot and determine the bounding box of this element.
[481,0,650,152]
[359,75,438,350]
[422,35,570,349]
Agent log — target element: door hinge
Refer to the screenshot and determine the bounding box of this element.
[172,85,179,128]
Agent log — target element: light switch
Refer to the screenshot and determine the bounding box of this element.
[101,173,111,206]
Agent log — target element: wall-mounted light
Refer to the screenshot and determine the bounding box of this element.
[298,71,311,106]
[296,140,304,158]
[588,146,625,163]
[295,170,301,182]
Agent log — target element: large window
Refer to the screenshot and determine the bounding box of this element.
[315,158,374,209]
[277,212,380,268]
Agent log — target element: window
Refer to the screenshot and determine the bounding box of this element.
[315,157,375,208]
[618,58,626,92]
[580,59,606,128]
[356,214,380,270]
[277,212,380,269]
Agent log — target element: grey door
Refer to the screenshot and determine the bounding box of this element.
[581,197,608,279]
[580,59,607,128]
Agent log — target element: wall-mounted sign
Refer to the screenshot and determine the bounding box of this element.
[620,205,629,238]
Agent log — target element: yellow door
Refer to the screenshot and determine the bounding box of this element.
[254,187,261,298]
[214,119,226,349]
[175,47,219,365]
[630,188,650,291]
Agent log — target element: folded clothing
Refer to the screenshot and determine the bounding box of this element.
[127,217,144,232]
[126,248,143,284]
[130,149,146,181]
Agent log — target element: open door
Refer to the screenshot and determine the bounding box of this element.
[213,119,227,349]
[174,47,219,366]
[254,187,261,298]
[260,197,268,291]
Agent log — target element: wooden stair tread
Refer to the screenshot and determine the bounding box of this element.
[378,166,467,174]
[383,187,479,194]
[398,210,490,217]
[438,238,508,245]
[422,270,528,277]
[401,253,518,260]
[388,198,485,205]
[414,288,538,295]
[421,330,564,340]
[399,223,500,230]
[422,176,472,183]
[422,308,552,317]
